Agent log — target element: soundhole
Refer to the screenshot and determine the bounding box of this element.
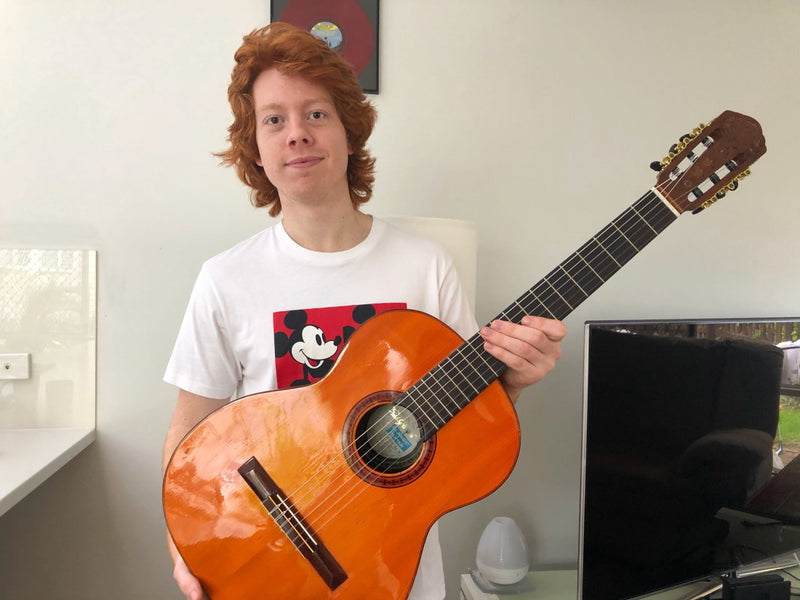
[343,391,436,488]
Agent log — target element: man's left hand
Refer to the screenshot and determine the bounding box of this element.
[480,315,567,402]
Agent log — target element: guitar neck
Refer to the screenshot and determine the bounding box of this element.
[399,189,678,438]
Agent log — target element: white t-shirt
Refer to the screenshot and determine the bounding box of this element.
[165,216,478,600]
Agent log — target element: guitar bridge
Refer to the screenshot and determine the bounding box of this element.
[238,457,348,591]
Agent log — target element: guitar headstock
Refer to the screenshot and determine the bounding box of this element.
[654,110,766,214]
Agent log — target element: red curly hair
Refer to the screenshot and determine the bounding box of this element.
[216,23,378,216]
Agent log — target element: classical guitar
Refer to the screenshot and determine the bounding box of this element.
[163,110,766,599]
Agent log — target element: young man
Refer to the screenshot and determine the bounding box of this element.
[163,22,566,600]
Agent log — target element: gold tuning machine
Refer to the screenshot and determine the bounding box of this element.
[657,124,708,171]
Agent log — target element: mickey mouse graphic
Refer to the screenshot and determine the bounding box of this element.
[274,304,398,388]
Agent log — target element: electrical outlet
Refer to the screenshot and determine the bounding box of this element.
[0,353,31,380]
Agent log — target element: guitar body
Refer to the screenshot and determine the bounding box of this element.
[163,309,520,600]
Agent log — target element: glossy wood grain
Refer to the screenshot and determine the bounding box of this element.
[163,309,520,600]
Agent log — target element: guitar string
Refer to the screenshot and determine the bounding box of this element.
[276,176,688,540]
[393,189,678,428]
[404,153,714,427]
[276,220,671,548]
[286,189,676,544]
[390,185,680,428]
[403,132,729,441]
[271,168,696,542]
[277,180,685,540]
[357,180,683,459]
[287,188,679,542]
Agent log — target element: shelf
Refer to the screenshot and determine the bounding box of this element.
[0,427,95,517]
[460,570,577,600]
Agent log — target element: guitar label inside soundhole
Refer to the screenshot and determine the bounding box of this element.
[343,391,436,488]
[365,404,418,459]
[387,423,413,453]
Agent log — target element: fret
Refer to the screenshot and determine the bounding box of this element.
[589,234,622,270]
[427,372,462,418]
[408,378,448,431]
[430,362,473,414]
[448,340,497,391]
[411,400,449,438]
[613,212,655,252]
[521,279,573,320]
[455,338,502,387]
[543,274,576,311]
[400,189,679,437]
[565,250,606,296]
[579,237,620,282]
[610,221,640,252]
[601,226,639,267]
[413,408,442,440]
[512,294,556,320]
[401,342,499,442]
[460,335,497,375]
[423,377,456,420]
[631,204,660,235]
[596,195,666,268]
[441,353,483,397]
[558,263,589,298]
[549,255,605,312]
[628,193,675,238]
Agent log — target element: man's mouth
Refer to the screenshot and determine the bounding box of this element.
[286,156,323,168]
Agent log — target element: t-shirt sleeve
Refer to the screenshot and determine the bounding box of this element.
[163,264,241,399]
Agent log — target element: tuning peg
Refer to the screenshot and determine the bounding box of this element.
[649,161,663,172]
[692,180,740,215]
[657,124,708,171]
[668,135,693,156]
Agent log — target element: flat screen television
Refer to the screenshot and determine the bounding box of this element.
[578,317,800,600]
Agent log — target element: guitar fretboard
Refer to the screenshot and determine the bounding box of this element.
[398,189,678,439]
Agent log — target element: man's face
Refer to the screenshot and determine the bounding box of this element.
[252,69,352,207]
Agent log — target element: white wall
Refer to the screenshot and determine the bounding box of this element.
[0,1,798,598]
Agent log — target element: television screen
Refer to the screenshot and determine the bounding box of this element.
[578,318,800,600]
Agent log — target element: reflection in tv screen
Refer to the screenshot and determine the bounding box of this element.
[579,318,800,599]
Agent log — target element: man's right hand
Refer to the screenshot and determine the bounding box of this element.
[173,557,206,600]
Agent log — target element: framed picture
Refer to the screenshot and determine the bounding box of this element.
[270,0,380,94]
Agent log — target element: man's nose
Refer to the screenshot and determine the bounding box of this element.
[287,120,312,146]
